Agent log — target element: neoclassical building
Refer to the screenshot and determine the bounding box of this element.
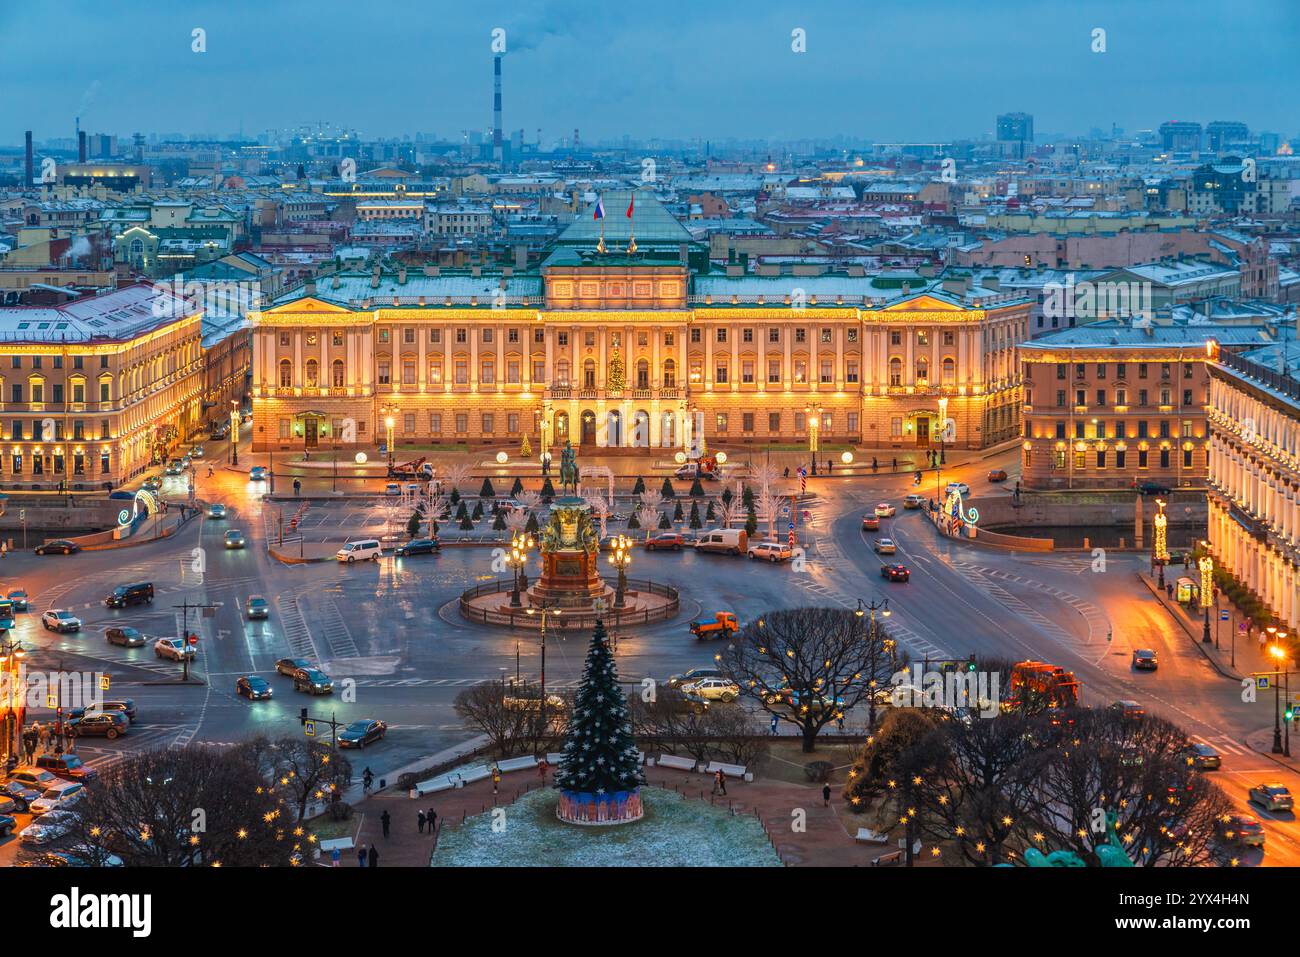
[1206,340,1300,630]
[249,193,1030,457]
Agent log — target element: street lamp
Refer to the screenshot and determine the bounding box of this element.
[1152,499,1168,588]
[0,638,26,768]
[608,534,632,608]
[937,395,948,466]
[229,400,240,466]
[525,604,561,748]
[806,405,823,476]
[507,531,534,607]
[1269,641,1289,755]
[856,596,892,731]
[1198,547,1214,644]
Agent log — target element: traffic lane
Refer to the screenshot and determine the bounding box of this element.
[1213,764,1300,866]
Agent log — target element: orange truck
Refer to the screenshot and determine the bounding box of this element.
[689,611,739,640]
[1004,660,1081,713]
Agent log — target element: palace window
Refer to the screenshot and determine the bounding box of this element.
[378,361,391,385]
[768,359,781,383]
[403,413,415,434]
[430,413,442,434]
[333,360,345,387]
[482,414,494,434]
[305,359,319,387]
[821,328,832,343]
[846,361,859,384]
[768,328,780,343]
[889,358,903,386]
[404,329,416,344]
[820,359,833,384]
[942,357,955,386]
[481,359,495,384]
[454,361,468,385]
[507,360,520,384]
[715,360,728,384]
[742,328,753,343]
[793,359,807,384]
[482,328,493,344]
[769,412,781,432]
[583,360,596,388]
[795,328,806,343]
[664,332,675,346]
[915,357,929,385]
[428,363,442,385]
[508,328,519,343]
[662,359,675,388]
[555,359,570,385]
[716,413,728,433]
[716,328,727,343]
[403,362,416,385]
[279,359,292,388]
[742,360,754,384]
[455,414,468,433]
[333,331,344,346]
[847,328,858,342]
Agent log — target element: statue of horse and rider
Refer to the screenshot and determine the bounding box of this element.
[559,440,580,496]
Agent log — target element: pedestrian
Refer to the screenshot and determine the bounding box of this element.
[357,844,367,867]
[1166,582,1174,599]
[65,726,76,754]
[770,713,779,736]
[428,808,437,836]
[362,767,373,793]
[826,458,832,474]
[0,541,6,559]
[538,757,549,782]
[417,810,426,834]
[783,467,790,478]
[872,457,878,471]
[491,765,501,794]
[330,846,341,867]
[892,457,897,470]
[207,465,214,477]
[714,769,727,796]
[367,844,378,867]
[822,783,831,808]
[380,809,391,838]
[836,713,845,733]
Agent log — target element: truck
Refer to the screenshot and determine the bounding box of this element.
[675,454,722,481]
[388,456,434,480]
[1003,660,1081,715]
[689,611,739,641]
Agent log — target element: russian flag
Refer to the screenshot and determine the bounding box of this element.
[626,193,635,218]
[593,196,605,220]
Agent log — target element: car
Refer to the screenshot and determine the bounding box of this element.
[154,637,195,662]
[237,676,274,700]
[180,456,192,470]
[19,809,79,845]
[1249,783,1294,812]
[945,482,971,497]
[8,768,58,792]
[1138,481,1171,496]
[71,713,127,739]
[1119,746,1144,767]
[987,468,1008,482]
[644,532,686,552]
[211,424,229,440]
[337,539,382,563]
[275,657,313,677]
[246,595,270,620]
[384,483,401,496]
[29,781,86,816]
[105,581,154,608]
[395,538,441,557]
[337,719,387,749]
[761,687,842,713]
[667,667,722,689]
[105,626,146,651]
[0,813,14,837]
[35,754,98,784]
[34,540,81,556]
[141,477,163,492]
[680,677,740,702]
[99,699,137,723]
[747,541,793,562]
[1218,814,1265,848]
[207,503,227,519]
[881,563,911,582]
[873,538,897,555]
[249,466,268,481]
[903,494,927,509]
[0,780,43,812]
[190,446,204,459]
[7,589,30,612]
[874,503,896,517]
[1131,649,1158,670]
[661,690,711,715]
[861,515,880,531]
[25,845,124,868]
[1111,700,1145,720]
[293,668,334,695]
[1182,743,1222,770]
[166,459,186,476]
[41,609,82,633]
[224,529,246,549]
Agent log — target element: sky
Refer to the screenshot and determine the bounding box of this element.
[1,0,1297,146]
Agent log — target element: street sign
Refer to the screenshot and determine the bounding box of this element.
[304,720,316,737]
[1257,677,1271,689]
[99,675,110,691]
[1220,610,1230,621]
[187,633,198,645]
[1240,622,1248,632]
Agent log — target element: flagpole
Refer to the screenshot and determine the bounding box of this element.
[627,189,637,255]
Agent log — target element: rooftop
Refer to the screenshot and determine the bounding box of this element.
[0,283,199,344]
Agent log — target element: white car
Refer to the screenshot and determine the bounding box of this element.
[20,809,79,845]
[680,677,741,702]
[873,538,898,555]
[154,637,196,661]
[384,483,401,496]
[945,482,971,497]
[903,494,927,509]
[874,503,896,517]
[747,541,793,563]
[41,609,82,633]
[29,781,86,816]
[337,539,382,563]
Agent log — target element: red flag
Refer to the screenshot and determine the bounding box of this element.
[626,194,635,218]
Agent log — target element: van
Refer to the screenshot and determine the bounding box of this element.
[693,528,747,555]
[336,539,382,563]
[104,582,154,609]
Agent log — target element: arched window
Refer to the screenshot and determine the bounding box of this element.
[942,356,956,386]
[555,359,570,386]
[888,357,903,386]
[279,359,292,388]
[636,359,649,389]
[915,357,929,385]
[583,359,596,389]
[662,359,676,388]
[305,359,319,387]
[332,359,345,388]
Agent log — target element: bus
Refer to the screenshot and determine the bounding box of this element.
[0,599,14,631]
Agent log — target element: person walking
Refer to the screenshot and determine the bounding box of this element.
[417,810,426,834]
[38,721,50,754]
[770,713,780,736]
[330,846,341,867]
[871,457,878,472]
[64,725,76,754]
[538,757,549,782]
[367,844,378,867]
[380,810,391,839]
[0,541,7,559]
[357,844,367,867]
[427,808,437,836]
[714,769,727,796]
[491,765,501,795]
[822,783,832,808]
[362,767,374,793]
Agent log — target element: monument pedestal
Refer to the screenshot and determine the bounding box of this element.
[527,549,613,607]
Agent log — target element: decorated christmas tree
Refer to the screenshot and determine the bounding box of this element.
[607,347,625,392]
[555,619,645,824]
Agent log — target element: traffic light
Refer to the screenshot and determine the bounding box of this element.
[299,708,308,725]
[1287,704,1296,722]
[967,655,977,672]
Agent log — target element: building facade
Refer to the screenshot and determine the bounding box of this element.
[1206,343,1300,631]
[0,284,204,490]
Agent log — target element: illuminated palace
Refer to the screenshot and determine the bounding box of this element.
[250,192,1029,456]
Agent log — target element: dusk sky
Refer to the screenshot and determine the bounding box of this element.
[2,0,1297,145]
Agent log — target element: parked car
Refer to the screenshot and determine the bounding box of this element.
[337,539,382,563]
[28,845,123,868]
[154,637,195,662]
[693,528,747,555]
[644,532,686,552]
[207,503,227,519]
[19,809,79,845]
[105,626,146,648]
[384,483,401,496]
[903,494,927,509]
[667,667,722,689]
[8,768,58,792]
[1138,481,1171,496]
[661,690,710,715]
[249,466,268,481]
[680,677,740,702]
[293,668,334,695]
[35,754,97,784]
[105,581,154,609]
[41,610,82,633]
[0,780,42,812]
[880,563,911,582]
[395,538,440,557]
[338,719,387,749]
[1132,649,1158,670]
[246,595,270,620]
[275,657,313,677]
[987,468,1008,482]
[71,713,127,739]
[1218,813,1265,848]
[861,515,880,531]
[7,589,30,611]
[1249,783,1294,812]
[873,538,897,555]
[874,503,897,517]
[237,676,274,700]
[1183,743,1222,770]
[29,781,86,816]
[747,541,793,562]
[224,529,246,549]
[34,540,81,556]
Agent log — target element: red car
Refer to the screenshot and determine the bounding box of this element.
[645,533,685,552]
[987,468,1008,482]
[880,564,910,582]
[35,754,98,784]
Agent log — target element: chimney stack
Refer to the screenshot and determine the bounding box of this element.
[78,130,86,163]
[24,131,33,187]
[492,55,503,166]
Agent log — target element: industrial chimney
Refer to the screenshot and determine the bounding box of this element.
[492,55,503,166]
[78,130,87,163]
[24,131,33,187]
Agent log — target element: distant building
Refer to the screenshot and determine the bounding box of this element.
[1159,121,1203,153]
[996,113,1034,159]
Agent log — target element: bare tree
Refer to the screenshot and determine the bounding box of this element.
[454,681,551,757]
[442,464,472,501]
[515,490,542,513]
[236,736,351,823]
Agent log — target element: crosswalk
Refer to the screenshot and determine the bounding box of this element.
[348,676,586,689]
[314,598,361,660]
[275,595,322,662]
[950,561,1107,648]
[1191,734,1252,757]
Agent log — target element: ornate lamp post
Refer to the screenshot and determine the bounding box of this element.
[806,404,823,476]
[525,604,561,743]
[229,400,240,466]
[1269,640,1288,754]
[379,404,398,466]
[608,534,632,608]
[1152,498,1169,588]
[507,531,534,607]
[856,596,892,731]
[0,638,26,768]
[937,395,948,466]
[1198,546,1214,644]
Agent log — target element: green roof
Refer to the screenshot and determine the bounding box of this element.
[557,189,694,247]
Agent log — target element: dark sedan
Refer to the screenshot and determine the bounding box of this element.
[293,669,334,695]
[236,676,274,700]
[105,626,147,648]
[395,538,441,557]
[1,781,43,812]
[34,540,81,556]
[275,657,312,677]
[1132,649,1158,671]
[71,713,127,739]
[880,563,911,582]
[338,719,387,749]
[1138,481,1171,496]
